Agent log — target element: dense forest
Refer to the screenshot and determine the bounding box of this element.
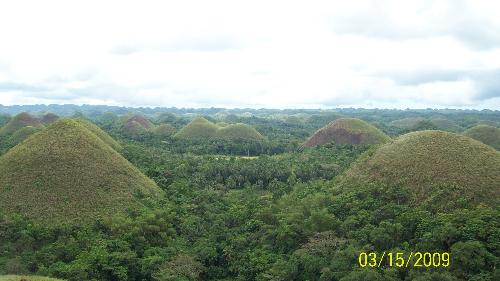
[0,105,499,281]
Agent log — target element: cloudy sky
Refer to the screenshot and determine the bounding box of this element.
[1,0,500,109]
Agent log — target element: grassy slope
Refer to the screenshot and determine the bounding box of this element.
[0,276,64,281]
[216,123,264,140]
[0,119,159,223]
[75,118,122,150]
[463,124,500,150]
[304,118,390,147]
[340,130,500,208]
[430,118,462,132]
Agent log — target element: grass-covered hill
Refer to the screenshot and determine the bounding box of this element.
[40,113,59,125]
[304,118,390,147]
[0,113,43,136]
[122,114,153,129]
[0,119,159,222]
[340,130,500,210]
[216,123,264,140]
[174,117,220,139]
[0,275,64,281]
[7,126,43,147]
[389,117,425,129]
[463,124,500,150]
[175,117,265,141]
[120,114,154,137]
[429,118,462,132]
[152,123,176,137]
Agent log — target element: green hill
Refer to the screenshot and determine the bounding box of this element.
[122,120,148,137]
[463,124,500,150]
[389,117,426,129]
[75,119,122,151]
[430,118,462,132]
[340,130,500,209]
[0,276,64,281]
[7,126,43,147]
[152,123,176,137]
[122,114,153,129]
[40,113,59,125]
[216,123,264,140]
[304,118,390,147]
[0,113,43,136]
[174,117,219,139]
[0,119,159,222]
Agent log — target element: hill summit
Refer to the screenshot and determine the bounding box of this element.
[463,124,500,150]
[304,118,390,147]
[340,130,500,209]
[0,119,159,222]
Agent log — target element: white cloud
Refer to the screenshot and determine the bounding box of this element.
[0,0,499,109]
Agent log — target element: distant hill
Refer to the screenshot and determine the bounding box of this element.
[0,112,43,136]
[152,123,176,137]
[40,112,59,125]
[304,118,390,147]
[0,119,159,222]
[120,114,154,137]
[463,125,500,150]
[389,117,426,129]
[340,130,500,210]
[175,117,264,141]
[174,117,220,139]
[7,126,43,147]
[216,123,264,140]
[429,118,462,132]
[122,114,153,129]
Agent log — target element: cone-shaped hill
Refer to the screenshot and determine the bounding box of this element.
[340,131,500,209]
[41,112,59,124]
[0,112,43,136]
[7,125,44,146]
[216,123,264,140]
[153,123,176,137]
[0,119,159,222]
[122,114,153,129]
[304,118,390,147]
[463,125,500,150]
[174,117,219,139]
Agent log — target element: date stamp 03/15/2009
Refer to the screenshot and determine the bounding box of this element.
[358,252,450,268]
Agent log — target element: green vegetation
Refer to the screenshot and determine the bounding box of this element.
[304,118,390,147]
[216,123,264,140]
[0,106,499,281]
[0,276,64,281]
[463,124,500,150]
[340,130,500,209]
[0,119,158,222]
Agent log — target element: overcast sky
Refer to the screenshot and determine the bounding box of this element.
[1,0,500,109]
